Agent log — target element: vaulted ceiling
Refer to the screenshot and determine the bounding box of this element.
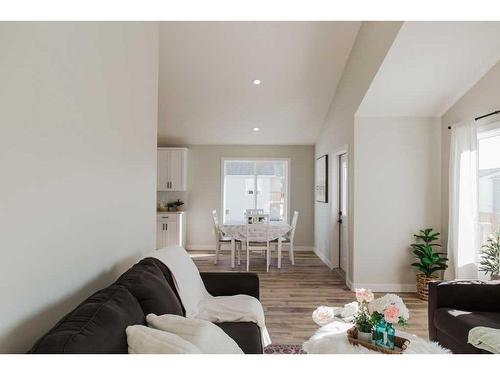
[357,22,500,117]
[157,21,361,145]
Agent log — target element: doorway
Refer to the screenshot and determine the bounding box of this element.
[338,153,348,274]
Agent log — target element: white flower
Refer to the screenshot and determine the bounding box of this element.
[368,293,410,321]
[312,306,336,326]
[355,288,374,303]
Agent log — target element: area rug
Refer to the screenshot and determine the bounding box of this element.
[264,344,306,354]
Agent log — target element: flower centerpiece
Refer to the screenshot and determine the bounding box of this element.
[368,294,410,350]
[352,288,375,342]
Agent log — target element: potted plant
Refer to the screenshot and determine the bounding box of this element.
[479,229,500,280]
[353,288,375,342]
[410,228,448,300]
[174,199,185,212]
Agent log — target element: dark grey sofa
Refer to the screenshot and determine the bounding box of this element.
[29,257,262,354]
[428,280,500,353]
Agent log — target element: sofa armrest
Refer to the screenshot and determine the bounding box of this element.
[428,280,500,340]
[200,272,260,300]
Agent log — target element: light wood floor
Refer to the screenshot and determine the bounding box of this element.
[190,250,429,345]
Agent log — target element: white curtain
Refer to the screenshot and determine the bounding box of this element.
[446,120,479,280]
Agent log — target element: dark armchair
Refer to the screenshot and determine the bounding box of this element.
[428,280,500,353]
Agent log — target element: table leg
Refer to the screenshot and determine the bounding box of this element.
[278,238,282,269]
[231,238,235,269]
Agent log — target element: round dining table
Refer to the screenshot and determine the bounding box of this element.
[220,221,292,268]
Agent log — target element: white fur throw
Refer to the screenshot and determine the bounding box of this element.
[303,321,450,354]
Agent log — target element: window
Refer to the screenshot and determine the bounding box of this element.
[222,159,289,223]
[478,125,500,244]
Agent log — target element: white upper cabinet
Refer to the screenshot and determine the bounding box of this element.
[157,147,188,191]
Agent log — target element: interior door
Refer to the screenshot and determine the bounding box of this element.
[338,153,348,272]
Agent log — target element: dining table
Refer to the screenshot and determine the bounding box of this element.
[220,220,292,268]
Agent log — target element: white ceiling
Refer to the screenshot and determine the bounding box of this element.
[357,22,500,117]
[158,22,360,145]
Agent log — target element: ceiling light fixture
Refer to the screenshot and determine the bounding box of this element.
[253,127,260,132]
[253,79,261,85]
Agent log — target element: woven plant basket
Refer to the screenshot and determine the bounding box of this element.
[416,274,439,301]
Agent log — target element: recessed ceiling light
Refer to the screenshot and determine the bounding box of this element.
[253,127,260,132]
[253,79,261,85]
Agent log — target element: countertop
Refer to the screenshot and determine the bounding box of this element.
[157,211,185,215]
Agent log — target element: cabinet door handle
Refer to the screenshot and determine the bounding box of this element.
[165,223,168,231]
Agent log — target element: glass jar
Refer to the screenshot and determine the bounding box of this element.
[374,321,395,350]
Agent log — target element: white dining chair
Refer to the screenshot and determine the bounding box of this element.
[272,211,299,268]
[212,210,241,267]
[245,213,270,272]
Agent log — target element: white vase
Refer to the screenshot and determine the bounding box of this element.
[358,331,372,343]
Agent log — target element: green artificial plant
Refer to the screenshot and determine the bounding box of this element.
[410,228,448,277]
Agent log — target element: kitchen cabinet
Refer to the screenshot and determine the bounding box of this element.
[156,212,186,249]
[157,147,188,191]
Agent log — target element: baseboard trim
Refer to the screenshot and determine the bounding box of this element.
[313,247,333,269]
[349,282,417,293]
[186,244,315,251]
[345,278,354,291]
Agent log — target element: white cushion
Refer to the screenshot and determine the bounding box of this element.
[126,325,202,354]
[146,313,244,354]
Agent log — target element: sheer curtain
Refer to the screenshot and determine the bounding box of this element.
[446,120,479,279]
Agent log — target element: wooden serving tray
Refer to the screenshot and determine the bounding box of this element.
[347,327,410,354]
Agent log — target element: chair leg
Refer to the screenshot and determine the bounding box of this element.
[231,238,235,269]
[246,244,250,272]
[289,242,295,265]
[214,242,219,265]
[266,244,270,272]
[237,242,241,266]
[278,240,282,269]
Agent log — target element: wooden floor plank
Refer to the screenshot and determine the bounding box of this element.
[190,250,428,345]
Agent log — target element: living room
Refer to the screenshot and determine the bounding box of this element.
[1,1,500,373]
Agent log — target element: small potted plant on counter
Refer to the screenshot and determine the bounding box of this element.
[410,228,448,300]
[479,229,500,280]
[174,199,185,212]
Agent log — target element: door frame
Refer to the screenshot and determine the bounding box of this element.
[330,145,349,281]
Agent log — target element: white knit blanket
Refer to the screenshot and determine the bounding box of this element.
[468,326,500,353]
[144,246,271,347]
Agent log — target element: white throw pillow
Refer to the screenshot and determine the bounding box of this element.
[126,325,202,354]
[146,313,244,354]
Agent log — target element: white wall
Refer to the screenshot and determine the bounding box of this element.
[315,22,402,276]
[0,22,159,353]
[441,60,500,248]
[164,145,315,249]
[353,117,442,290]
